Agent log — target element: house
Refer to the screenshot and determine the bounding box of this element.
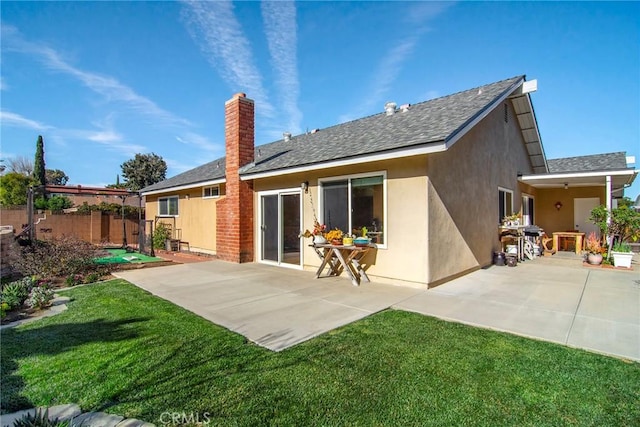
[141,76,637,287]
[45,184,140,208]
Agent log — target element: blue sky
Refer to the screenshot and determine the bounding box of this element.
[1,1,638,198]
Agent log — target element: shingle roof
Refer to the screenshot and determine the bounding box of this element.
[142,75,524,192]
[241,75,524,176]
[142,157,226,193]
[547,152,629,173]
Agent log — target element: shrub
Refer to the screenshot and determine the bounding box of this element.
[26,284,54,310]
[47,195,74,212]
[84,272,101,284]
[11,408,79,427]
[11,236,102,278]
[0,277,35,309]
[153,222,172,249]
[65,274,84,287]
[1,301,8,318]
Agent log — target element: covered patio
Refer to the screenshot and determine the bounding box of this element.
[519,152,637,253]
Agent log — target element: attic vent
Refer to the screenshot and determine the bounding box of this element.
[400,103,410,113]
[504,103,509,123]
[384,102,397,116]
[283,132,292,142]
[310,128,320,134]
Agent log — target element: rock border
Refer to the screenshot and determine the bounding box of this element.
[0,295,69,330]
[0,404,154,427]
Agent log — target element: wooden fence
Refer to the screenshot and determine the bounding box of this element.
[0,207,141,245]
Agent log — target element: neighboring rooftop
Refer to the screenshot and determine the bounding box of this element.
[547,152,629,173]
[143,76,529,193]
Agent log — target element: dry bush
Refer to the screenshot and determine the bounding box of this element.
[10,236,103,278]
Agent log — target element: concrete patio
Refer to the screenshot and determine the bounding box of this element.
[114,262,423,351]
[114,256,639,360]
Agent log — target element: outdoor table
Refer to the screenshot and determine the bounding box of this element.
[312,243,373,286]
[499,225,527,261]
[552,231,585,254]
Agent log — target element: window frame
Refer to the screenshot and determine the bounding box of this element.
[158,195,179,217]
[521,193,535,226]
[498,187,514,224]
[203,185,220,199]
[318,170,387,249]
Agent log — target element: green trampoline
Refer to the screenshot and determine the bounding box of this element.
[95,248,164,265]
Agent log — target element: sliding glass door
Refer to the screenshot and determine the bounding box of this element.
[259,190,302,267]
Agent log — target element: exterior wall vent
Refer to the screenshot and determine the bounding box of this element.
[384,102,397,116]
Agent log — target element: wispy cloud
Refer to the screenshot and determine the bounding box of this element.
[261,1,302,135]
[164,157,201,175]
[1,24,191,128]
[339,2,453,122]
[0,111,50,130]
[175,132,220,153]
[340,35,420,123]
[181,0,275,118]
[58,126,146,158]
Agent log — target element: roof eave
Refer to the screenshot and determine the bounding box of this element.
[519,169,637,188]
[141,178,226,196]
[240,141,447,180]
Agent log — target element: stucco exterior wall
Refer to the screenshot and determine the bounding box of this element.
[253,156,430,285]
[535,187,604,233]
[425,100,534,283]
[145,185,224,253]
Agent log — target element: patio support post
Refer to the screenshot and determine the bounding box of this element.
[606,175,612,251]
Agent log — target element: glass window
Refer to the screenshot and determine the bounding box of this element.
[522,195,534,225]
[159,196,179,216]
[203,185,220,198]
[321,173,385,245]
[498,188,513,223]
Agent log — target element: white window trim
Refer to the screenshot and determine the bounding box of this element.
[203,185,220,199]
[318,170,388,249]
[158,195,179,217]
[498,187,514,224]
[522,193,535,226]
[257,187,303,270]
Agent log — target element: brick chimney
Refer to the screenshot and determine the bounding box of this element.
[216,93,254,263]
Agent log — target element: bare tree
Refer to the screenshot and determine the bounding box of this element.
[7,156,34,176]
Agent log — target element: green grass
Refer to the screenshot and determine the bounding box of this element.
[94,249,164,265]
[2,280,639,426]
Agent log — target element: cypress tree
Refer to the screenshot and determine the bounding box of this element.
[33,135,46,187]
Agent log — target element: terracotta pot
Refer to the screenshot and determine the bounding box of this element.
[331,238,343,246]
[587,253,603,265]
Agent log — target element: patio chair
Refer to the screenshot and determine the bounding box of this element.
[541,234,555,256]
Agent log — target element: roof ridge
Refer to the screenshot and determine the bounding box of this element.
[258,75,527,145]
[409,75,525,108]
[548,151,625,161]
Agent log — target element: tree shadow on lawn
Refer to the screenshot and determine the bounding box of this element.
[0,317,149,414]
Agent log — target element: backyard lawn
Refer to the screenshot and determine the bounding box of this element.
[1,280,638,426]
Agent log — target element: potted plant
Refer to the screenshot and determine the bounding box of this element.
[590,204,640,262]
[611,241,633,268]
[502,213,520,227]
[584,232,604,265]
[325,228,344,245]
[301,220,327,244]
